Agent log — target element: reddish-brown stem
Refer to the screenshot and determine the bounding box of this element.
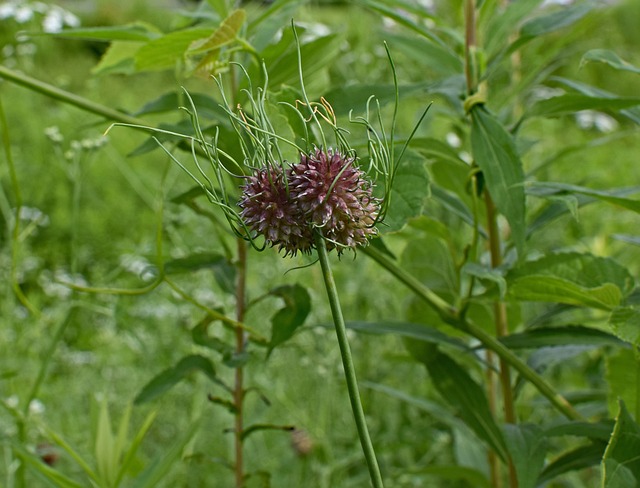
[485,191,518,488]
[234,238,247,488]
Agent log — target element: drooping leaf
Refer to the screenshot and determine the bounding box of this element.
[384,32,463,76]
[407,344,508,461]
[605,348,639,418]
[470,106,526,256]
[581,49,640,75]
[504,423,548,488]
[187,9,246,54]
[602,400,640,488]
[484,0,543,58]
[12,445,84,488]
[134,355,219,404]
[135,28,213,71]
[346,320,469,351]
[545,420,614,441]
[500,326,626,349]
[462,263,507,300]
[267,284,311,355]
[551,76,640,125]
[537,442,607,484]
[383,150,430,233]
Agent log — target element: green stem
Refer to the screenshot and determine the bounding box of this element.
[315,233,384,488]
[0,65,144,126]
[362,245,583,422]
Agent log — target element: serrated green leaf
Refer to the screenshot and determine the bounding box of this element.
[268,284,311,355]
[602,400,640,488]
[609,306,640,346]
[135,28,212,71]
[187,9,245,54]
[470,106,526,256]
[384,151,430,233]
[527,94,640,118]
[504,423,548,488]
[134,355,218,404]
[605,348,639,418]
[407,346,508,461]
[508,252,635,309]
[581,49,640,75]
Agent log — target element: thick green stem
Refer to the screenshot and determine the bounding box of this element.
[315,234,384,488]
[234,238,247,488]
[362,245,583,422]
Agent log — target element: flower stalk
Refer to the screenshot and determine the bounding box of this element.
[315,231,384,488]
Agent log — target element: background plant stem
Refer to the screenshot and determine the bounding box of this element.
[234,238,247,488]
[315,233,384,488]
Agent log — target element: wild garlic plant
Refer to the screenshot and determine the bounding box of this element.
[107,32,426,488]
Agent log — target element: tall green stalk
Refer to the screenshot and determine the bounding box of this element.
[315,233,384,488]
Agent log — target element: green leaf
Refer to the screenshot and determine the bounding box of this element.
[92,41,142,76]
[54,23,160,41]
[530,182,640,214]
[95,399,117,487]
[187,9,246,54]
[346,320,469,350]
[609,306,640,346]
[384,32,463,75]
[527,94,640,118]
[462,263,507,299]
[501,326,625,349]
[165,252,236,294]
[581,49,640,75]
[538,442,607,484]
[484,0,543,57]
[504,424,548,488]
[267,284,311,355]
[606,348,639,418]
[324,82,427,116]
[602,400,640,487]
[510,276,622,310]
[418,465,492,488]
[135,28,213,71]
[133,92,230,123]
[407,345,508,461]
[383,150,430,233]
[507,252,635,310]
[131,416,201,488]
[470,106,526,256]
[257,32,342,89]
[519,2,592,39]
[545,420,614,441]
[134,355,218,404]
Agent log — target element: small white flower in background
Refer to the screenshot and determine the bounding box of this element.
[44,126,64,144]
[29,399,45,415]
[0,0,80,32]
[18,206,50,227]
[575,110,618,133]
[5,395,19,409]
[119,253,156,281]
[446,132,462,148]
